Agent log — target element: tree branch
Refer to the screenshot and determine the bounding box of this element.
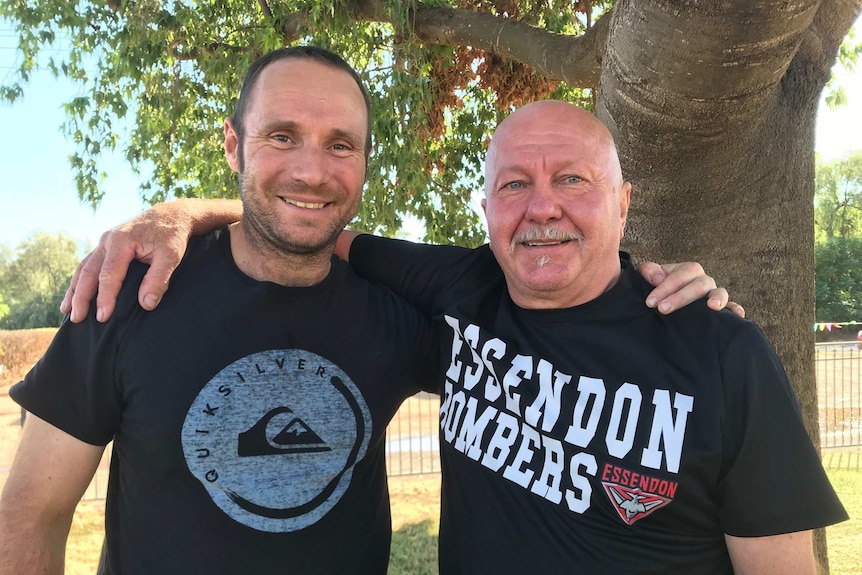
[257,0,273,19]
[802,0,862,77]
[277,1,605,87]
[409,6,605,87]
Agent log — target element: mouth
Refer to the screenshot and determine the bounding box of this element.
[281,198,328,210]
[524,240,570,247]
[510,227,583,253]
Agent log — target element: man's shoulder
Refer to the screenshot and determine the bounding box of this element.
[623,264,752,347]
[116,228,225,317]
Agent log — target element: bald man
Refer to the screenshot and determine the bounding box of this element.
[343,101,846,574]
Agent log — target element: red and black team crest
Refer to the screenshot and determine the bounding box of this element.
[603,483,671,525]
[600,463,677,525]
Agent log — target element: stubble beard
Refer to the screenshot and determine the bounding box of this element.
[239,171,355,257]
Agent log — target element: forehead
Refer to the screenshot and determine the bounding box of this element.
[489,107,613,175]
[245,59,368,132]
[493,128,605,173]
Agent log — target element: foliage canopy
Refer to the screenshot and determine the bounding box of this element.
[815,236,862,322]
[815,151,862,242]
[0,0,606,247]
[814,152,862,322]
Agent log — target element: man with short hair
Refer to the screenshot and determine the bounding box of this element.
[72,100,846,573]
[0,46,439,574]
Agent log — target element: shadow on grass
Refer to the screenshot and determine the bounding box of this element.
[389,519,438,575]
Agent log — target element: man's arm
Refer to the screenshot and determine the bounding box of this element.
[63,199,741,322]
[725,531,817,575]
[0,414,104,575]
[60,198,242,323]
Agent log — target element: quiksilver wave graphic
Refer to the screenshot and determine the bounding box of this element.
[182,349,371,532]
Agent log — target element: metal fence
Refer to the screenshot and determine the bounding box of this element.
[385,392,441,476]
[815,341,862,449]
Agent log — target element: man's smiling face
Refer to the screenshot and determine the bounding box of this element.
[482,101,631,309]
[224,57,368,256]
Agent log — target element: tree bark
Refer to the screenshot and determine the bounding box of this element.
[595,0,860,569]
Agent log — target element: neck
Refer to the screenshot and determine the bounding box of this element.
[228,222,333,287]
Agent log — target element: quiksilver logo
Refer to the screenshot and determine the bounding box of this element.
[182,349,371,532]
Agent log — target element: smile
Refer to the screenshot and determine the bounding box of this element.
[282,198,328,209]
[524,240,570,247]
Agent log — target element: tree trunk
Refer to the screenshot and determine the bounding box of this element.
[597,1,855,569]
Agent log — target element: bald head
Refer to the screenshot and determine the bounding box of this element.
[485,100,624,196]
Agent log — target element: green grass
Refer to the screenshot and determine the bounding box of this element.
[824,466,862,575]
[390,520,439,575]
[63,467,860,574]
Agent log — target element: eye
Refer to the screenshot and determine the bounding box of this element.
[564,175,582,184]
[505,181,524,190]
[272,134,292,143]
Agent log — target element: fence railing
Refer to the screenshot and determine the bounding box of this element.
[385,392,440,476]
[815,341,862,449]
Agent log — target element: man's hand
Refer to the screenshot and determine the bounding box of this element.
[638,261,745,318]
[61,199,242,323]
[61,201,194,323]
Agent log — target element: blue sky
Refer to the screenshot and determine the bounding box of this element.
[0,21,860,251]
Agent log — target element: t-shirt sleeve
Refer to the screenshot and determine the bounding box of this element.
[717,322,848,536]
[350,234,475,315]
[9,267,145,446]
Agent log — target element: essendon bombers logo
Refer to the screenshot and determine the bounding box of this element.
[600,463,677,525]
[603,483,671,525]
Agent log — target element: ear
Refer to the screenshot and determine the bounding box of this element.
[619,181,632,239]
[224,118,240,173]
[481,197,488,215]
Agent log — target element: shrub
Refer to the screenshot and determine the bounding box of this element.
[0,328,57,389]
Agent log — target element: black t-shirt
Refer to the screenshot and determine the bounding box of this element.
[351,235,848,575]
[12,228,438,575]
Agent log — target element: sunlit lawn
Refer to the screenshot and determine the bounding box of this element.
[65,466,859,574]
[822,453,862,575]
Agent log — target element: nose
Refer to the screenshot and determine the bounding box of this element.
[287,145,330,188]
[525,181,562,224]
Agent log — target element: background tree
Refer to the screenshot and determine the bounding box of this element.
[815,151,862,242]
[0,293,9,323]
[814,152,862,322]
[815,236,862,320]
[2,0,861,566]
[0,232,81,330]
